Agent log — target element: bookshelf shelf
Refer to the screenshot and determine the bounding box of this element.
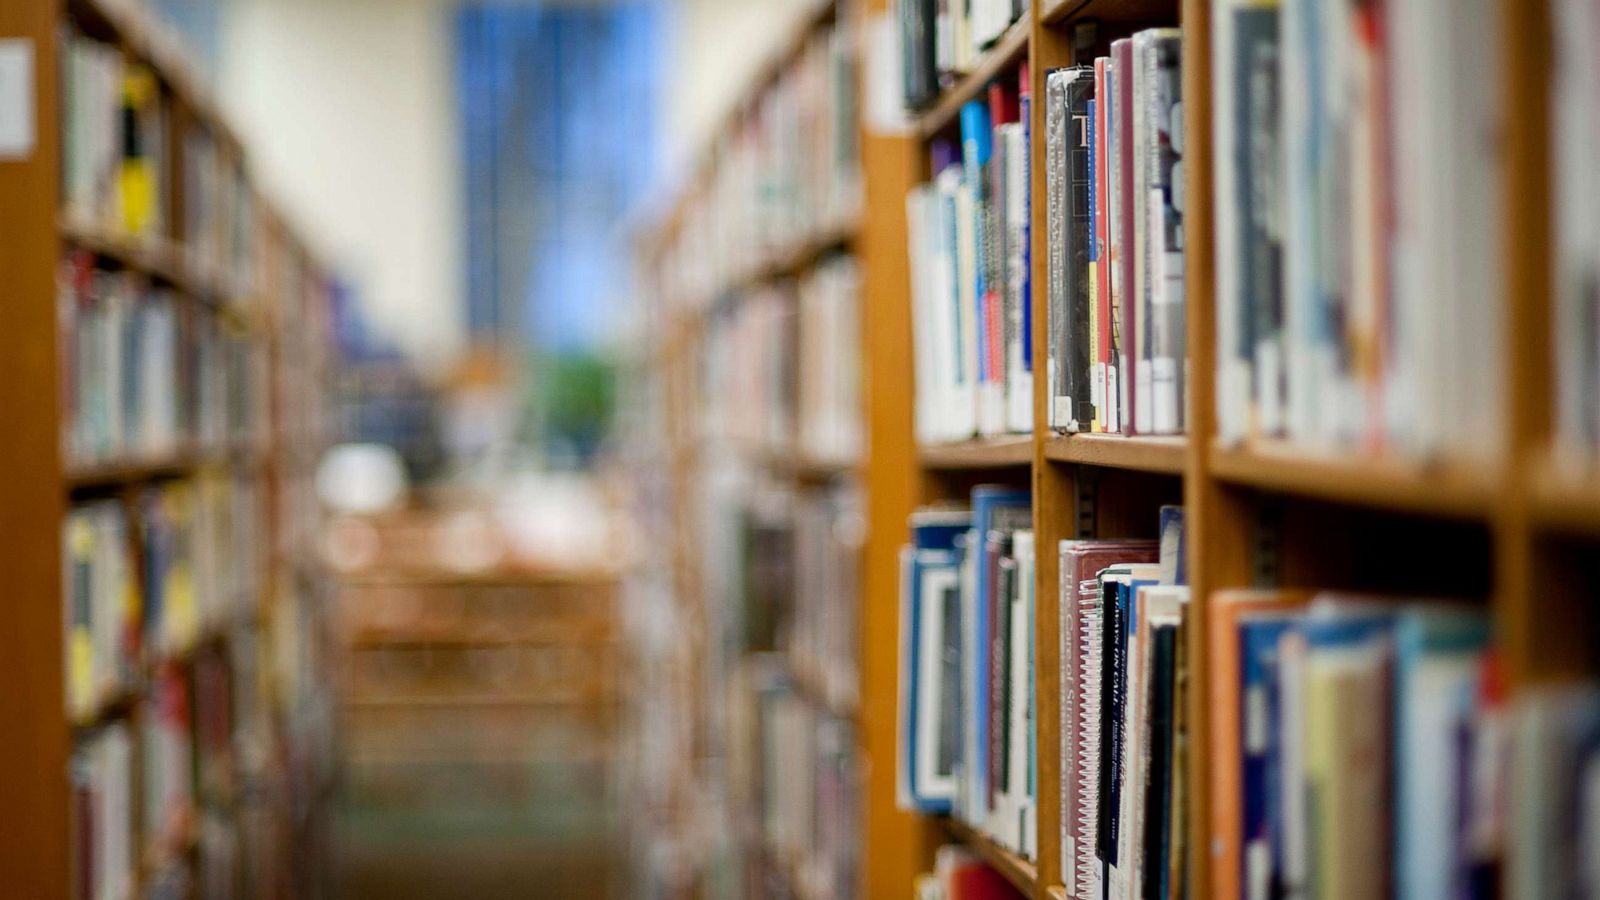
[946,818,1038,895]
[60,217,191,290]
[916,21,1030,140]
[1527,461,1600,535]
[66,455,203,492]
[1210,441,1499,520]
[1042,432,1186,474]
[735,221,859,293]
[918,436,1034,469]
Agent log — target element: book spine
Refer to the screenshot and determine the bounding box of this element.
[1065,69,1095,433]
[1087,96,1103,433]
[1146,31,1185,435]
[1094,59,1117,434]
[1046,71,1070,431]
[1114,39,1137,434]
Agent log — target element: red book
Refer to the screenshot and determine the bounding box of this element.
[938,845,1027,900]
[1093,57,1114,433]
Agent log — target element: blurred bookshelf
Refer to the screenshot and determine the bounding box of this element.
[0,0,336,895]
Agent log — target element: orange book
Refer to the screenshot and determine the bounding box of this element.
[1205,589,1308,900]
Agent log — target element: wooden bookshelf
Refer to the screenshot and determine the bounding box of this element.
[0,0,336,894]
[650,0,1582,894]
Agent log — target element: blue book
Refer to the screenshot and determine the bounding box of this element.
[1393,607,1490,900]
[901,509,972,813]
[960,100,993,386]
[969,485,1029,821]
[1239,614,1301,896]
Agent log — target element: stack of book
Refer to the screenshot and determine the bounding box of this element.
[62,33,167,239]
[906,68,1033,443]
[65,501,140,723]
[1211,0,1500,458]
[790,484,864,712]
[1553,0,1600,463]
[752,669,861,900]
[898,0,1029,109]
[1056,510,1187,900]
[1043,31,1186,436]
[797,256,863,466]
[182,126,255,299]
[60,253,262,469]
[71,723,136,900]
[1206,593,1497,899]
[896,486,1037,859]
[60,259,182,466]
[703,286,797,458]
[663,15,860,310]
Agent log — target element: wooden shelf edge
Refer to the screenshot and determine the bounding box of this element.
[61,216,258,316]
[916,21,1030,141]
[1046,885,1070,900]
[1528,458,1600,535]
[1039,0,1178,27]
[918,436,1033,470]
[67,446,262,492]
[1042,432,1187,474]
[945,818,1038,896]
[1210,440,1498,520]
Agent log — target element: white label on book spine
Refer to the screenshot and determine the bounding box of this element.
[0,39,35,160]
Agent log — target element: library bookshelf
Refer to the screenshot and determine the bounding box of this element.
[0,0,335,895]
[646,0,1578,897]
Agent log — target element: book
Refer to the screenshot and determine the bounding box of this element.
[1138,30,1185,435]
[1046,66,1095,432]
[1060,540,1158,898]
[1204,589,1307,900]
[1553,0,1600,459]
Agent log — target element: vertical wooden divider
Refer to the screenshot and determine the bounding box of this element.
[1497,0,1551,689]
[858,0,946,893]
[1176,1,1247,896]
[0,0,68,894]
[1029,15,1073,896]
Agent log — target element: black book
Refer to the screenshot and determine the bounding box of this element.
[1096,575,1124,868]
[900,0,938,109]
[1141,624,1178,900]
[1046,66,1096,432]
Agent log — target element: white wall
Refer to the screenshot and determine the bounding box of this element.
[217,0,464,374]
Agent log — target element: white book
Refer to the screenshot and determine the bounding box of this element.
[908,186,941,446]
[918,558,962,803]
[1001,124,1032,434]
[952,175,981,442]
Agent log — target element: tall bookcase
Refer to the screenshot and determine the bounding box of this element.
[855,1,1587,899]
[645,0,1580,896]
[0,0,334,895]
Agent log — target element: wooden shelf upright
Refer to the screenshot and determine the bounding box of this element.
[0,0,336,894]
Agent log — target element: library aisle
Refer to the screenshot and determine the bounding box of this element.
[3,0,1600,898]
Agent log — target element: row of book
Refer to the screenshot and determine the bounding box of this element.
[65,475,261,724]
[749,667,861,900]
[896,485,1038,859]
[1045,32,1186,436]
[907,70,1034,444]
[1207,592,1497,900]
[1554,0,1600,462]
[790,484,864,714]
[703,255,861,462]
[655,16,859,311]
[61,256,262,468]
[899,0,1028,109]
[62,32,167,239]
[1212,0,1499,458]
[74,650,247,900]
[62,30,256,298]
[797,256,864,466]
